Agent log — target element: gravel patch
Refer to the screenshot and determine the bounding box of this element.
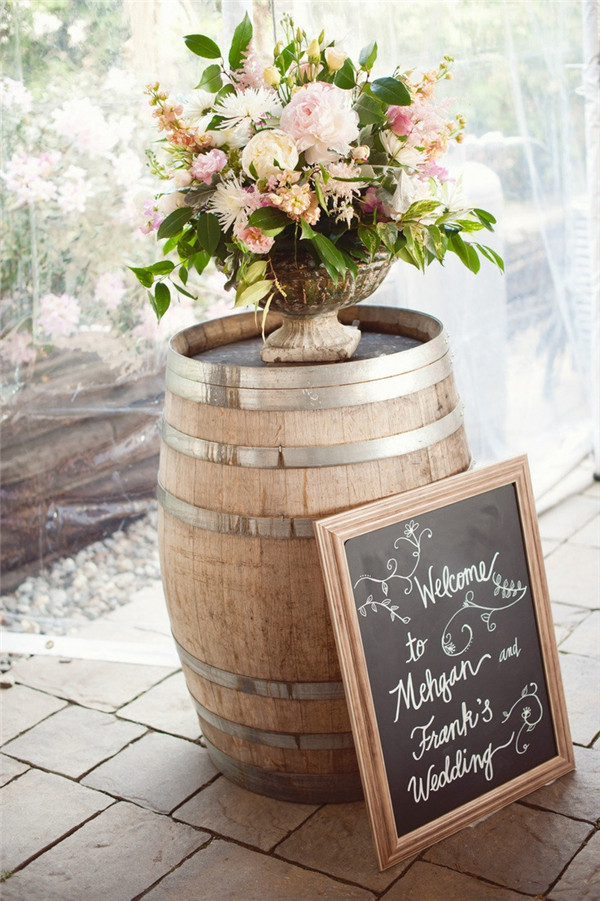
[0,509,161,636]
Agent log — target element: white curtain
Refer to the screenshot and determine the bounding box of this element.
[1,0,597,625]
[276,0,599,503]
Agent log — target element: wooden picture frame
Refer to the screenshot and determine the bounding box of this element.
[314,456,574,870]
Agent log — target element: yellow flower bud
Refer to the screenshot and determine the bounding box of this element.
[325,46,347,72]
[307,38,321,63]
[263,65,281,87]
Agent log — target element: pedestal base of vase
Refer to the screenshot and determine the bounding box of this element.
[260,309,361,363]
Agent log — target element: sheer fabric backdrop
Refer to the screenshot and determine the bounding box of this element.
[1,0,597,621]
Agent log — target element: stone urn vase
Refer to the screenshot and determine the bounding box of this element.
[260,247,392,364]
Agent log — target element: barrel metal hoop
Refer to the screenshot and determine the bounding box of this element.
[166,350,454,410]
[162,402,464,470]
[202,739,363,803]
[158,484,315,539]
[167,306,448,392]
[175,637,346,699]
[191,696,354,750]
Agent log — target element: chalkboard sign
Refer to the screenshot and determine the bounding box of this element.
[314,457,574,870]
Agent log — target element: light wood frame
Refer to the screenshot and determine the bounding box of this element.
[314,456,574,870]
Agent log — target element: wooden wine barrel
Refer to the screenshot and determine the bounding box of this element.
[158,305,471,803]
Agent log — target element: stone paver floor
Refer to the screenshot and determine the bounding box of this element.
[1,477,598,900]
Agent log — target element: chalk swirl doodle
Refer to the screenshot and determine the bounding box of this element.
[442,576,527,657]
[501,683,544,754]
[354,520,432,623]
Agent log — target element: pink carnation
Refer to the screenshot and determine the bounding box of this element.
[190,148,227,184]
[235,224,274,254]
[279,82,359,164]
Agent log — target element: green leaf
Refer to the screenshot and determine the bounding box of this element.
[247,207,291,232]
[184,33,221,59]
[147,260,175,275]
[173,281,197,299]
[151,282,171,319]
[357,226,379,257]
[333,58,356,90]
[449,233,480,273]
[303,229,348,279]
[213,83,236,104]
[473,207,497,230]
[370,76,411,106]
[193,250,211,274]
[235,279,272,308]
[275,42,295,74]
[244,260,268,284]
[228,13,253,70]
[128,266,154,288]
[196,63,223,93]
[353,93,386,127]
[359,41,377,71]
[377,223,398,254]
[474,243,505,272]
[424,224,447,260]
[157,207,193,240]
[197,212,222,254]
[404,225,426,271]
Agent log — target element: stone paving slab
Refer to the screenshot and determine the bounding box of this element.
[548,830,600,900]
[0,800,209,901]
[2,704,146,778]
[423,802,593,895]
[0,683,67,743]
[571,513,600,548]
[524,744,599,822]
[380,860,528,900]
[8,655,175,712]
[558,652,600,746]
[82,731,218,814]
[544,544,600,609]
[276,800,414,892]
[173,776,317,852]
[538,494,599,543]
[551,601,592,646]
[0,768,112,872]
[0,752,29,787]
[143,837,376,901]
[559,609,600,659]
[117,670,201,740]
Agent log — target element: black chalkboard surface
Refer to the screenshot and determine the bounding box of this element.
[315,457,574,870]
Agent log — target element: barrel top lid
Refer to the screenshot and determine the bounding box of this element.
[194,330,420,368]
[168,306,449,390]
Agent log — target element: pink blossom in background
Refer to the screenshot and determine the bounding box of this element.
[279,82,359,164]
[2,151,60,206]
[0,331,37,366]
[190,149,227,184]
[94,271,126,310]
[0,77,33,113]
[234,224,274,254]
[139,200,164,234]
[56,165,93,214]
[421,160,450,181]
[52,98,116,156]
[38,292,81,339]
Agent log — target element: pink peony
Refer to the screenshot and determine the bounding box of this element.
[190,148,227,184]
[387,105,414,137]
[234,224,274,254]
[279,82,359,164]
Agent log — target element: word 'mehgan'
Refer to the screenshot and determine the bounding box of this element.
[390,653,491,720]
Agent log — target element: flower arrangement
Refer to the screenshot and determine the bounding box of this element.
[133,14,503,322]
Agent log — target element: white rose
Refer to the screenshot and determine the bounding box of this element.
[241,129,299,180]
[157,190,187,215]
[325,46,347,72]
[380,130,424,168]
